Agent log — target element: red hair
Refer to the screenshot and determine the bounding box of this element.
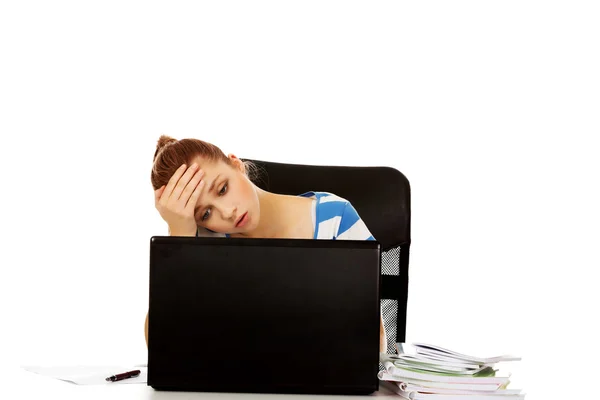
[151,135,260,190]
[151,135,233,190]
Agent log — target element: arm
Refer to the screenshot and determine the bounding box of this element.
[338,202,388,353]
[168,226,197,236]
[380,317,387,353]
[145,223,193,349]
[144,312,149,348]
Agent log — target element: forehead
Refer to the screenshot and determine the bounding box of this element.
[191,157,230,175]
[191,158,230,212]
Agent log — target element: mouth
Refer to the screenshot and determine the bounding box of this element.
[235,212,248,228]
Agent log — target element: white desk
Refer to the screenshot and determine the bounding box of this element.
[6,366,397,400]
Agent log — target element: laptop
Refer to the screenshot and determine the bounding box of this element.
[147,236,381,395]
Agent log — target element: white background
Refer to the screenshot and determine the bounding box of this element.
[1,1,599,398]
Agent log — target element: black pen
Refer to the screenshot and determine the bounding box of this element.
[105,369,141,382]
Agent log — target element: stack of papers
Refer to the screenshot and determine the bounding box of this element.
[379,343,524,399]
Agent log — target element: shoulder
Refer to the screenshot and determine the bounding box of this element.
[302,191,375,241]
[300,191,349,217]
[299,191,349,206]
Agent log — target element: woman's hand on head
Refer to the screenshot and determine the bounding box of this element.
[154,163,205,236]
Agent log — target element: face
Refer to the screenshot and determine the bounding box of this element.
[191,155,260,234]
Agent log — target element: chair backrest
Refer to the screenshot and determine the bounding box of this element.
[243,158,411,353]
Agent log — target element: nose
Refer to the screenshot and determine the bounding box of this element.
[217,203,237,221]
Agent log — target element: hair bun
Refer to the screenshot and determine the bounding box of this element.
[156,134,177,150]
[153,134,178,162]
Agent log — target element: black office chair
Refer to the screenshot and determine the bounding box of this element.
[243,158,411,353]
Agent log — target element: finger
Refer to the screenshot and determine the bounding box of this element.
[180,168,204,207]
[160,164,188,204]
[154,185,166,203]
[185,179,205,212]
[170,163,199,202]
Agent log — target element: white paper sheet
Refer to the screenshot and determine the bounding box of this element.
[22,365,148,385]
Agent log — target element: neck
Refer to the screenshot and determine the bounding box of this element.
[239,186,293,238]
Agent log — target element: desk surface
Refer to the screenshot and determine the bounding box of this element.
[6,366,398,400]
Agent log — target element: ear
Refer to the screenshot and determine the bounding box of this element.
[227,153,246,173]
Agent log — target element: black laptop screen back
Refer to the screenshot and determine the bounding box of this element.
[148,236,381,394]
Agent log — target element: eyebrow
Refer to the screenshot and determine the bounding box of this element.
[208,174,221,193]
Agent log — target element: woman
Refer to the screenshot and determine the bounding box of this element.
[146,135,387,352]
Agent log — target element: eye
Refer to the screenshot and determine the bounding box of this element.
[201,208,211,221]
[219,182,228,196]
